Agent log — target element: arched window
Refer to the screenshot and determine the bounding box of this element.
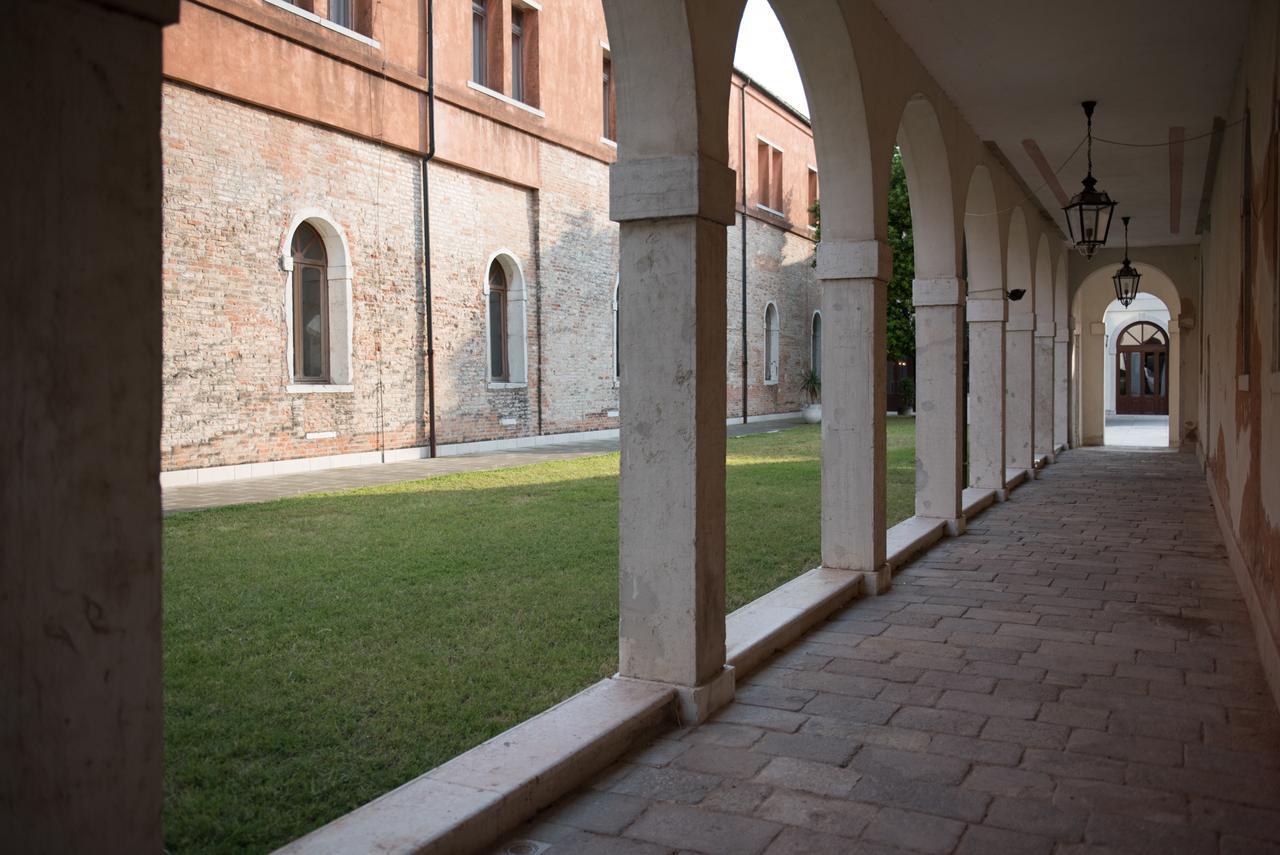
[613,276,621,382]
[283,211,353,391]
[764,302,780,385]
[484,253,529,385]
[811,311,822,378]
[291,222,329,382]
[488,262,510,380]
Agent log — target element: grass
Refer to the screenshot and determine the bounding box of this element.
[163,418,916,853]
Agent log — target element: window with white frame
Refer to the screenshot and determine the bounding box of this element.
[602,52,616,142]
[472,1,488,87]
[756,137,784,215]
[283,213,353,390]
[764,302,780,384]
[811,311,822,378]
[807,168,819,230]
[485,253,529,385]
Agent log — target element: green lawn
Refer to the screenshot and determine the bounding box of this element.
[163,418,916,853]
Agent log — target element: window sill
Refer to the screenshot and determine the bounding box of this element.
[764,379,779,387]
[287,383,354,394]
[488,380,528,391]
[755,203,788,221]
[601,137,618,149]
[261,0,380,48]
[467,81,546,118]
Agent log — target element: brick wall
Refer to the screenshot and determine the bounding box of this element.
[161,85,818,473]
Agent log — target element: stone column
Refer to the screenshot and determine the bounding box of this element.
[1034,321,1056,463]
[1168,324,1182,447]
[912,277,965,534]
[967,296,1007,498]
[3,0,177,850]
[817,240,889,593]
[1054,326,1069,451]
[1005,313,1036,476]
[611,154,736,723]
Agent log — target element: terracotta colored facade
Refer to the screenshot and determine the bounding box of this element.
[159,0,819,478]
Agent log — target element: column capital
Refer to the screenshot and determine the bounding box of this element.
[966,297,1007,324]
[1006,315,1036,332]
[912,277,965,307]
[1035,321,1056,339]
[816,239,893,281]
[610,154,737,226]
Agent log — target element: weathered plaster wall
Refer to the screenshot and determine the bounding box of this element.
[1197,0,1280,708]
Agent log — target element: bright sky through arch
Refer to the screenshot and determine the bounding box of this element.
[734,0,810,119]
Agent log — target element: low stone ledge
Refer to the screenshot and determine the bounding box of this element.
[725,567,865,677]
[274,678,675,855]
[1005,467,1030,492]
[886,516,948,572]
[961,487,998,518]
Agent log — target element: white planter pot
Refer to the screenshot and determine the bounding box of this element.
[802,403,822,424]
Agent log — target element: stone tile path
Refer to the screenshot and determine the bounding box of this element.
[1104,414,1171,448]
[494,448,1280,855]
[162,417,807,513]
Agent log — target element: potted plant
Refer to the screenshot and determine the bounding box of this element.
[800,368,822,423]
[898,376,915,416]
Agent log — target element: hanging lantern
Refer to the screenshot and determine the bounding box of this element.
[1112,216,1142,307]
[1063,101,1117,259]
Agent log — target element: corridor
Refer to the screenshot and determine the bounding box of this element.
[496,449,1280,855]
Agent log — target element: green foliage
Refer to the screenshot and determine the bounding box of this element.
[800,367,821,403]
[887,148,916,364]
[162,421,918,853]
[807,149,915,362]
[899,375,916,408]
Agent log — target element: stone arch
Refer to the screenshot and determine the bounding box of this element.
[896,94,958,279]
[1073,263,1183,447]
[280,208,353,388]
[963,165,1004,300]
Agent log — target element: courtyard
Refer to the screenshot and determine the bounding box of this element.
[163,420,916,852]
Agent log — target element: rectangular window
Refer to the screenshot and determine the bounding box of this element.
[511,8,524,103]
[472,1,488,86]
[807,168,819,229]
[329,0,351,29]
[755,138,784,214]
[294,266,329,381]
[602,56,616,141]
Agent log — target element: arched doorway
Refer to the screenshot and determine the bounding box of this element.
[1114,321,1169,415]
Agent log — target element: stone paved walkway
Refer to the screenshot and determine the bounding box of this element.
[1105,414,1171,448]
[494,447,1280,855]
[162,417,807,513]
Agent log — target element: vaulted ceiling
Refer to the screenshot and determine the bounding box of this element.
[875,0,1251,247]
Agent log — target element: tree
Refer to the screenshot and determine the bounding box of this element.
[808,148,916,363]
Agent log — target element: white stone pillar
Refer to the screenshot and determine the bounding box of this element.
[912,277,965,534]
[1034,321,1055,463]
[1054,327,1069,451]
[817,240,889,593]
[967,297,1007,497]
[1005,314,1036,476]
[611,154,736,723]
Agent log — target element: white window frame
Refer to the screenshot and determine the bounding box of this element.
[811,310,822,378]
[483,250,530,389]
[612,275,621,386]
[281,209,354,393]
[764,301,780,385]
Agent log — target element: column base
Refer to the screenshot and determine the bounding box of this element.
[863,564,892,596]
[993,488,1008,502]
[942,516,966,537]
[615,665,736,726]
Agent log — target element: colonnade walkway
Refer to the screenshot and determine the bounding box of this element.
[494,448,1280,855]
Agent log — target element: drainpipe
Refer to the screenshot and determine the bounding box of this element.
[740,75,749,424]
[420,0,438,457]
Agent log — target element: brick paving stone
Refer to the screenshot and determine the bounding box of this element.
[624,804,782,855]
[750,730,859,766]
[849,746,970,785]
[752,756,861,798]
[541,790,651,835]
[861,806,966,855]
[955,824,1054,855]
[850,774,991,822]
[529,451,1280,853]
[506,827,675,855]
[753,790,877,838]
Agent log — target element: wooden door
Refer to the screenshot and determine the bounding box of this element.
[1114,321,1169,415]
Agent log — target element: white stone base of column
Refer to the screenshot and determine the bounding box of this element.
[993,488,1009,502]
[863,565,892,596]
[616,665,736,726]
[942,516,966,537]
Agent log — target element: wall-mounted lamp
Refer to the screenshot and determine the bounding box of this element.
[1007,288,1026,301]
